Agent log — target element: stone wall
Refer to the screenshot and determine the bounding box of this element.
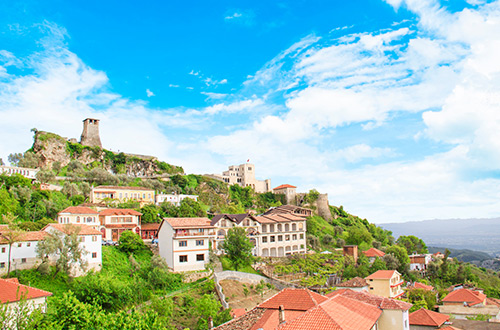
[316,193,332,221]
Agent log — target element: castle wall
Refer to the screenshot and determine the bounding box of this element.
[80,118,102,148]
[316,193,332,220]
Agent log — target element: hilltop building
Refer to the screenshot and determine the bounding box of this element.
[90,186,155,207]
[210,163,271,193]
[0,165,39,180]
[272,184,297,204]
[80,118,102,148]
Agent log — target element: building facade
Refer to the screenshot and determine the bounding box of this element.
[0,231,47,275]
[272,184,297,204]
[90,185,155,207]
[366,270,405,299]
[57,206,100,229]
[0,165,39,180]
[210,213,260,254]
[212,163,271,193]
[155,193,198,206]
[158,218,215,272]
[98,208,142,241]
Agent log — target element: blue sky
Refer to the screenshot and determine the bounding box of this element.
[2,0,500,223]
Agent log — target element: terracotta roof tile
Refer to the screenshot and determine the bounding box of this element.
[440,327,462,330]
[258,288,328,311]
[0,278,52,303]
[211,213,250,226]
[163,217,214,229]
[409,308,449,327]
[58,206,98,215]
[442,289,486,306]
[362,248,385,258]
[329,289,412,311]
[141,223,160,230]
[0,230,48,244]
[366,270,398,280]
[43,224,102,236]
[213,307,266,330]
[99,208,142,216]
[337,277,368,288]
[413,282,434,291]
[273,184,297,190]
[487,297,500,307]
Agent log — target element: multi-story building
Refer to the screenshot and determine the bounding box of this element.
[158,218,215,272]
[210,213,260,254]
[272,184,297,204]
[0,165,39,180]
[98,208,142,241]
[90,185,155,207]
[409,254,432,272]
[0,278,52,319]
[155,193,198,206]
[57,206,100,229]
[0,229,47,275]
[212,163,271,193]
[365,270,404,299]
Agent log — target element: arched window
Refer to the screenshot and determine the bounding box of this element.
[292,223,297,231]
[285,224,289,232]
[76,216,80,223]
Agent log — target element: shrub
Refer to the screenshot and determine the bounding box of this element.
[118,231,147,254]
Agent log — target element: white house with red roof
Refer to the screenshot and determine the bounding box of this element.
[0,278,52,323]
[366,270,404,299]
[158,217,216,272]
[42,224,103,275]
[409,254,432,272]
[363,247,386,263]
[409,308,449,329]
[98,208,142,241]
[57,206,99,229]
[438,288,500,320]
[0,230,48,275]
[272,184,297,204]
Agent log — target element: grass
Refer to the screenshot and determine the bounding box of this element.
[220,256,261,275]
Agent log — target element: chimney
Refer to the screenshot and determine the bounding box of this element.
[208,316,214,329]
[279,305,285,324]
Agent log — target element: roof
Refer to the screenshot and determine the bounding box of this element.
[413,282,434,291]
[273,184,297,190]
[231,308,247,319]
[327,289,412,311]
[337,277,368,288]
[141,223,160,230]
[252,213,306,225]
[99,208,142,216]
[0,230,48,244]
[362,247,385,258]
[442,289,486,306]
[42,224,102,236]
[366,270,398,280]
[440,327,463,330]
[210,213,250,226]
[214,307,267,330]
[278,294,382,330]
[0,278,52,303]
[92,185,154,191]
[258,288,328,311]
[264,205,312,217]
[409,308,449,327]
[163,217,214,229]
[58,206,98,215]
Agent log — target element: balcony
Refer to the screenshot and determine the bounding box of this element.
[174,231,215,237]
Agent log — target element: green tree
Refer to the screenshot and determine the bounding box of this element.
[8,153,23,166]
[346,226,373,246]
[36,169,55,184]
[177,198,206,217]
[1,214,25,275]
[385,245,410,273]
[36,224,87,276]
[118,231,147,254]
[18,152,39,168]
[0,158,3,166]
[222,227,254,271]
[396,235,428,255]
[306,189,320,204]
[140,204,163,223]
[194,294,230,330]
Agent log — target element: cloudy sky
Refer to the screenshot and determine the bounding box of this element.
[1,0,500,223]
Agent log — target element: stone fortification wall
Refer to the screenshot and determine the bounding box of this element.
[80,118,102,148]
[316,193,332,221]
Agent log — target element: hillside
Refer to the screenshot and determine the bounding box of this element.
[381,218,500,255]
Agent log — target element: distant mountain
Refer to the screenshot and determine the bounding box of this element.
[381,218,500,255]
[427,246,491,263]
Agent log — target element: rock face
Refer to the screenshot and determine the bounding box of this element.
[31,131,180,177]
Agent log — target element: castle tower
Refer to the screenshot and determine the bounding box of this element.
[317,193,332,221]
[80,118,102,148]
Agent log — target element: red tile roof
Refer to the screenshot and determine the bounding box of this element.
[328,289,412,311]
[42,224,102,236]
[273,184,297,190]
[163,217,214,229]
[99,208,142,216]
[0,230,48,244]
[409,308,449,327]
[141,223,160,230]
[337,277,368,288]
[0,278,52,303]
[440,327,462,330]
[362,248,385,258]
[413,282,434,291]
[58,206,98,215]
[231,308,247,319]
[366,270,398,280]
[442,289,486,306]
[258,288,328,311]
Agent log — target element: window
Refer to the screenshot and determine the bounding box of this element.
[92,236,98,242]
[285,224,289,231]
[119,193,122,198]
[21,258,26,263]
[77,216,80,223]
[300,244,304,249]
[196,240,204,246]
[92,252,97,258]
[277,224,282,231]
[0,262,5,268]
[292,234,297,240]
[179,241,187,247]
[27,243,31,247]
[262,224,267,233]
[198,228,204,233]
[125,193,128,198]
[270,224,275,233]
[87,217,93,223]
[300,234,304,239]
[270,236,275,242]
[79,237,85,242]
[179,255,188,263]
[262,236,268,243]
[1,247,5,253]
[196,254,205,261]
[285,235,290,241]
[278,235,283,242]
[292,224,297,231]
[18,243,22,248]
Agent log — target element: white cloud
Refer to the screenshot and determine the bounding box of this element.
[203,99,264,115]
[146,89,155,97]
[224,12,242,20]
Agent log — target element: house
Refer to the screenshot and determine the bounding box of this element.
[438,288,500,320]
[210,163,272,193]
[155,193,198,206]
[343,245,359,263]
[409,282,434,291]
[158,218,215,272]
[141,223,160,240]
[211,213,259,253]
[272,184,297,204]
[0,231,47,275]
[90,185,155,206]
[253,212,307,257]
[366,270,404,299]
[215,288,412,330]
[264,204,313,218]
[363,247,385,263]
[0,165,39,180]
[0,278,52,321]
[42,224,102,274]
[409,254,432,272]
[335,276,369,292]
[409,308,449,330]
[98,208,142,241]
[57,206,99,229]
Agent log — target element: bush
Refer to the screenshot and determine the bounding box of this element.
[118,231,147,254]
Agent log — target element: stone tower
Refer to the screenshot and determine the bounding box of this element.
[80,118,102,148]
[317,193,332,221]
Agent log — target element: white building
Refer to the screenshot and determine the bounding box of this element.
[42,224,102,274]
[0,165,39,180]
[98,208,142,242]
[409,254,432,272]
[155,193,198,206]
[0,278,52,322]
[158,218,215,272]
[57,206,100,229]
[211,163,271,193]
[0,230,47,275]
[210,213,259,254]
